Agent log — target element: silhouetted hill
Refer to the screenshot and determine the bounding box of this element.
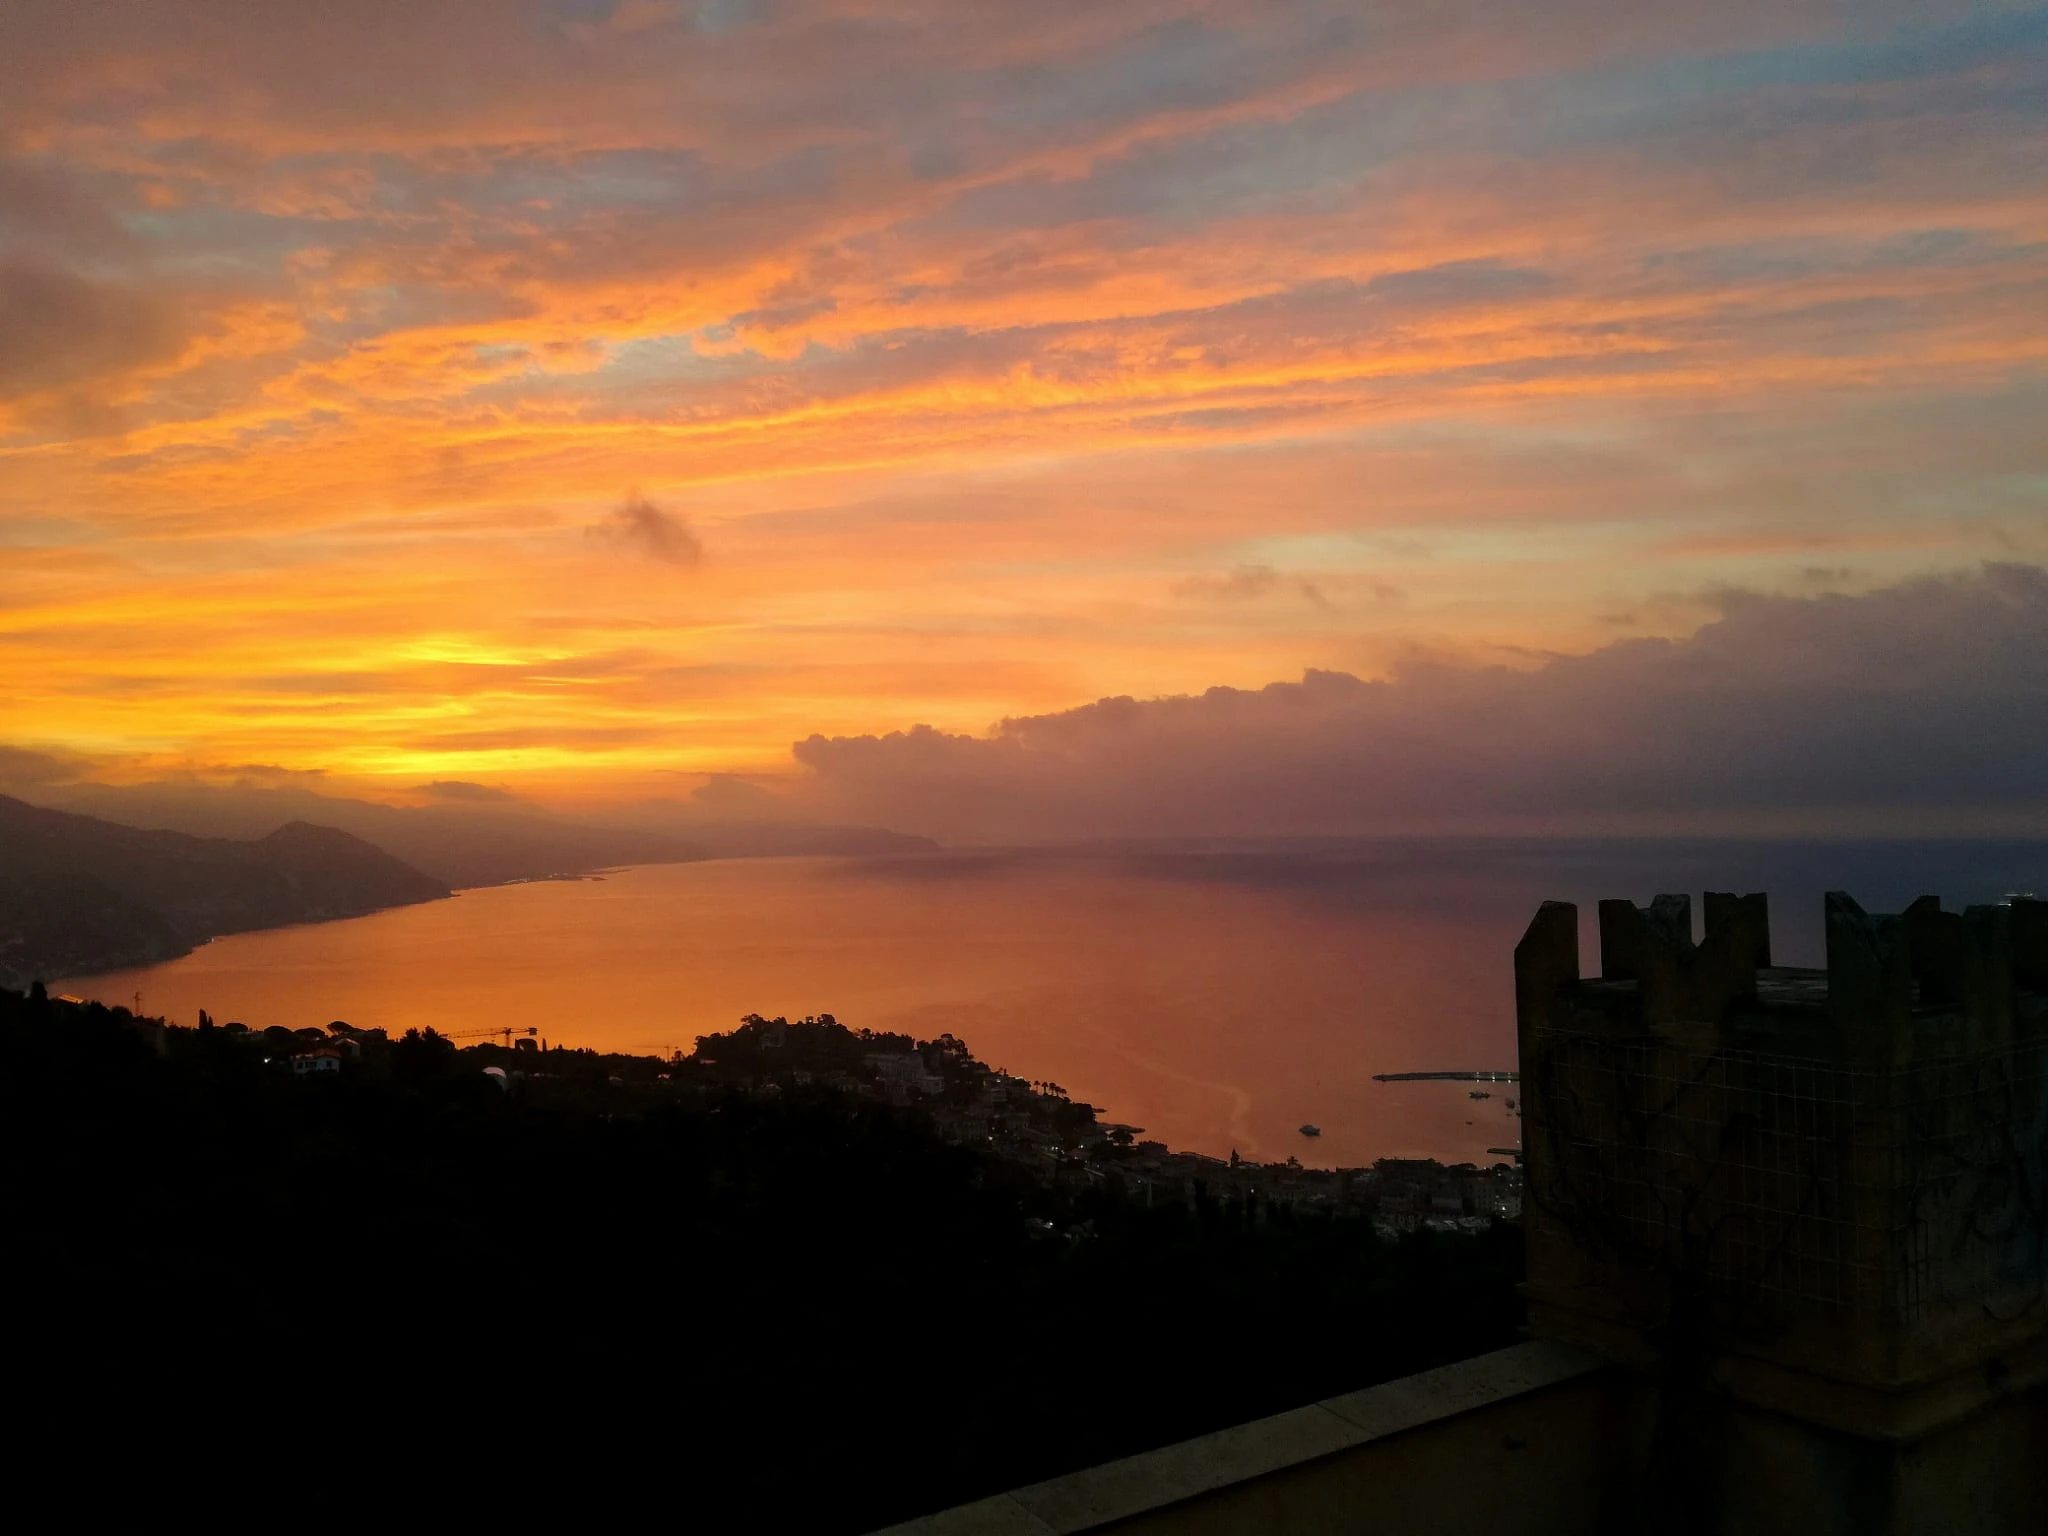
[0,871,187,983]
[0,796,449,984]
[20,779,934,884]
[21,781,711,887]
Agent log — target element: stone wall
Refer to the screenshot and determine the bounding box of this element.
[1517,891,2048,1435]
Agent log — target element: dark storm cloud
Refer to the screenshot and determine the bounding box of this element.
[791,565,2048,840]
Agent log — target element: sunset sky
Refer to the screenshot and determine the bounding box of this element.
[3,2,2045,830]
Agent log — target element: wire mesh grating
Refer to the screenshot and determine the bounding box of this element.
[1525,1030,2048,1325]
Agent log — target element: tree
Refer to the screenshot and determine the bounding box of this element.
[391,1026,457,1080]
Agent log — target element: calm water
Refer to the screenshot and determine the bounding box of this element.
[62,840,2046,1168]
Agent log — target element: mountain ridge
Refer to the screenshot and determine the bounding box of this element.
[17,780,936,887]
[0,795,451,986]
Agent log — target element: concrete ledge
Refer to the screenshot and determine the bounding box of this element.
[875,1340,1608,1535]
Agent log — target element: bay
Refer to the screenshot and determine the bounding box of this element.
[61,839,2045,1168]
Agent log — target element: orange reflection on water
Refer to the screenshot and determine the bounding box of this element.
[69,854,1530,1168]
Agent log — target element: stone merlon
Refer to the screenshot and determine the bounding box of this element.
[1516,889,2047,1447]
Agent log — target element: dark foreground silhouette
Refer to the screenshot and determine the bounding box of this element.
[3,986,1521,1529]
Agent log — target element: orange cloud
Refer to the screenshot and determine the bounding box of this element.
[1,1,2044,797]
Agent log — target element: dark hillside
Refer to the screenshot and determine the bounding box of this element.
[2,989,1523,1529]
[0,795,448,983]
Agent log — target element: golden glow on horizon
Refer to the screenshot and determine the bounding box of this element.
[2,2,2046,801]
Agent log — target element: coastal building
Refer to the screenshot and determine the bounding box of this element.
[869,1051,945,1101]
[886,891,2046,1536]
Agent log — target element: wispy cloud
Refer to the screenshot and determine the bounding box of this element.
[1174,564,1330,608]
[584,492,704,566]
[415,779,520,803]
[0,3,2043,795]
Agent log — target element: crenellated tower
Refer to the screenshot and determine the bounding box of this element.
[1517,891,2048,1442]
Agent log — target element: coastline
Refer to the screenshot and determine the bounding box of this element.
[45,886,458,990]
[37,851,1548,1168]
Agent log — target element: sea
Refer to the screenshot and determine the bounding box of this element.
[60,838,2045,1168]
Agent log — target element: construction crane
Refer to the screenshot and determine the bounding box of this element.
[445,1025,538,1048]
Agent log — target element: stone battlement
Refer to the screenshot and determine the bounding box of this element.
[1522,891,2048,1057]
[1516,892,2048,1438]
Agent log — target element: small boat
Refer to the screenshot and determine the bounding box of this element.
[1298,1123,1322,1138]
[1469,1090,1491,1101]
